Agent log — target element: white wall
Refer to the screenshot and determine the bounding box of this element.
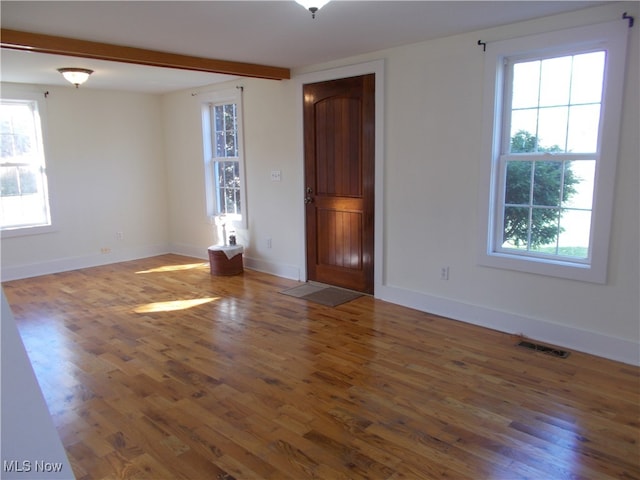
[0,85,170,279]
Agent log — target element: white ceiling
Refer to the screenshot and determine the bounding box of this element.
[1,0,605,94]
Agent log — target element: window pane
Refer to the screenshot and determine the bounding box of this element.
[0,165,49,228]
[537,107,568,152]
[228,162,237,186]
[234,188,241,214]
[215,132,226,157]
[533,161,562,206]
[224,104,236,130]
[530,207,560,250]
[558,209,591,258]
[0,192,49,228]
[539,56,572,107]
[214,105,224,131]
[0,166,19,196]
[233,162,240,185]
[512,61,540,109]
[571,51,605,105]
[20,166,38,194]
[563,160,594,209]
[225,131,237,157]
[222,161,231,187]
[510,110,538,151]
[505,161,532,204]
[503,206,530,249]
[503,204,564,253]
[510,130,538,153]
[567,104,600,153]
[0,103,38,161]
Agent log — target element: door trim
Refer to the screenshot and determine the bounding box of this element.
[296,59,385,296]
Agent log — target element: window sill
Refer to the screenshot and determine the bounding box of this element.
[1,224,56,239]
[478,250,606,284]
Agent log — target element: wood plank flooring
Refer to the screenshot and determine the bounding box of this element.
[3,254,639,479]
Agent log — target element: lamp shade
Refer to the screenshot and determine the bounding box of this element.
[58,68,93,87]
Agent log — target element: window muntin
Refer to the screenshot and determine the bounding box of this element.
[496,50,605,263]
[0,99,51,231]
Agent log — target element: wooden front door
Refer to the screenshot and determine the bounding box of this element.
[303,74,375,294]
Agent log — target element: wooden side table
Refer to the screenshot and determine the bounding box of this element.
[207,245,244,276]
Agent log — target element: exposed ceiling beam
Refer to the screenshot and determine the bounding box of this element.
[0,29,291,80]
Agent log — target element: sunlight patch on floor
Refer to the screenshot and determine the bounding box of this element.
[133,297,219,313]
[135,263,208,274]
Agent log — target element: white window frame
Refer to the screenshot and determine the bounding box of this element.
[478,21,629,283]
[0,86,55,238]
[200,87,247,230]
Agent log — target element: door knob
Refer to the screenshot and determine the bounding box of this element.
[304,196,314,204]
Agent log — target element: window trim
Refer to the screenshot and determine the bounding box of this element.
[200,87,247,230]
[477,20,629,283]
[0,86,55,238]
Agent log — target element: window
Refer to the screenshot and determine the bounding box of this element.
[212,103,241,217]
[0,92,52,235]
[500,51,604,260]
[201,88,246,229]
[479,21,629,283]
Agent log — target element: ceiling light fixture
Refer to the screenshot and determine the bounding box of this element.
[57,68,93,88]
[295,0,330,19]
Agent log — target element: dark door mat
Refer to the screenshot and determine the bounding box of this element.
[280,284,363,307]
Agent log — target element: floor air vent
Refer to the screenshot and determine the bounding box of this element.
[517,340,570,359]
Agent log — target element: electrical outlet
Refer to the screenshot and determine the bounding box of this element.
[270,170,282,182]
[440,266,449,280]
[266,237,272,249]
[116,231,124,240]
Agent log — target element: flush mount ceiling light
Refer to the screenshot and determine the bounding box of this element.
[57,68,93,88]
[295,0,330,18]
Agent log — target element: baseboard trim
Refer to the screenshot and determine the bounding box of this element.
[0,245,170,281]
[377,284,639,366]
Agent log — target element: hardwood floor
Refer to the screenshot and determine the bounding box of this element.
[3,254,639,479]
